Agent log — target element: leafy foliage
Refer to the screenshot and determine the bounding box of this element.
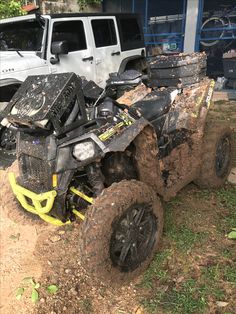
[0,0,26,19]
[77,0,101,10]
[16,287,24,300]
[47,284,59,294]
[31,289,39,303]
[16,277,40,303]
[228,229,236,239]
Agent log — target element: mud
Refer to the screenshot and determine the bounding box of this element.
[208,99,236,167]
[0,162,44,225]
[0,163,54,314]
[117,83,151,107]
[133,125,164,195]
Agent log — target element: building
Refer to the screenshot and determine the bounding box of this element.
[103,0,236,75]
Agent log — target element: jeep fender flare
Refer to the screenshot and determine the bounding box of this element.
[118,53,147,74]
[0,79,22,103]
[0,78,22,88]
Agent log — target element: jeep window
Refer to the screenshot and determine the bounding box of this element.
[0,20,44,51]
[91,19,117,47]
[117,16,144,51]
[120,18,141,43]
[52,21,87,52]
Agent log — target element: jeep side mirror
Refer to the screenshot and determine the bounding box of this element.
[50,41,69,64]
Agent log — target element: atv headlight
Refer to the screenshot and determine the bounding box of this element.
[73,141,95,161]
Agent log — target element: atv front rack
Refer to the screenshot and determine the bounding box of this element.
[9,173,91,226]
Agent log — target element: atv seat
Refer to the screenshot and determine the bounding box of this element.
[133,89,173,121]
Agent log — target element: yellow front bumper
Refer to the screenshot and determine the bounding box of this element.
[9,172,57,215]
[9,172,69,226]
[8,173,86,226]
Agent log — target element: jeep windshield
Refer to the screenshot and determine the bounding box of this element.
[0,18,45,52]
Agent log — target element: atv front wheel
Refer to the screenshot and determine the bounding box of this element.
[79,180,163,284]
[195,125,232,188]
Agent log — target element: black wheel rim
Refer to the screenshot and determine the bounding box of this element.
[0,128,16,157]
[110,203,157,272]
[215,135,231,178]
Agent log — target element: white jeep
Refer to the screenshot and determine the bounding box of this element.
[0,12,146,165]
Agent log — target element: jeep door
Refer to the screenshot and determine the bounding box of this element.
[47,18,96,81]
[88,17,121,87]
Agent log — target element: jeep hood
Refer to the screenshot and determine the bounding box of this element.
[0,52,45,74]
[0,52,48,86]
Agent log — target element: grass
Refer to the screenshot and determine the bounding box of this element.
[223,266,236,283]
[141,250,170,288]
[216,187,236,211]
[143,279,207,314]
[160,279,207,314]
[81,297,93,312]
[168,226,207,251]
[140,186,236,314]
[201,264,236,286]
[195,189,212,201]
[164,198,208,252]
[216,187,236,233]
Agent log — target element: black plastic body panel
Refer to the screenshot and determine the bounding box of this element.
[5,73,87,135]
[223,58,236,79]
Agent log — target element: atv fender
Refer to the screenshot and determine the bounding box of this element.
[104,122,165,195]
[104,117,150,153]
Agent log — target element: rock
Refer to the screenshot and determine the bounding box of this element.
[228,167,236,185]
[40,298,45,303]
[58,230,65,235]
[216,301,229,307]
[135,306,145,314]
[65,269,71,274]
[50,235,61,243]
[69,288,78,296]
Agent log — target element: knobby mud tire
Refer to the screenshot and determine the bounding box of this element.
[207,100,236,167]
[195,123,233,188]
[78,180,163,285]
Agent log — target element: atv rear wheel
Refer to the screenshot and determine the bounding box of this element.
[79,180,163,284]
[195,125,232,188]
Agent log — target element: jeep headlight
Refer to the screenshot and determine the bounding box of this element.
[73,141,95,161]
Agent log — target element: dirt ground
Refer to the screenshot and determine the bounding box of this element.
[0,100,235,314]
[0,167,235,314]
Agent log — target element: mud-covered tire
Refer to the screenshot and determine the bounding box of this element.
[78,180,163,284]
[195,125,232,188]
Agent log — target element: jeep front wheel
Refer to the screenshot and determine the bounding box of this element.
[79,180,163,284]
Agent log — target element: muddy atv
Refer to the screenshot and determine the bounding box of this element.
[0,100,17,169]
[2,69,233,284]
